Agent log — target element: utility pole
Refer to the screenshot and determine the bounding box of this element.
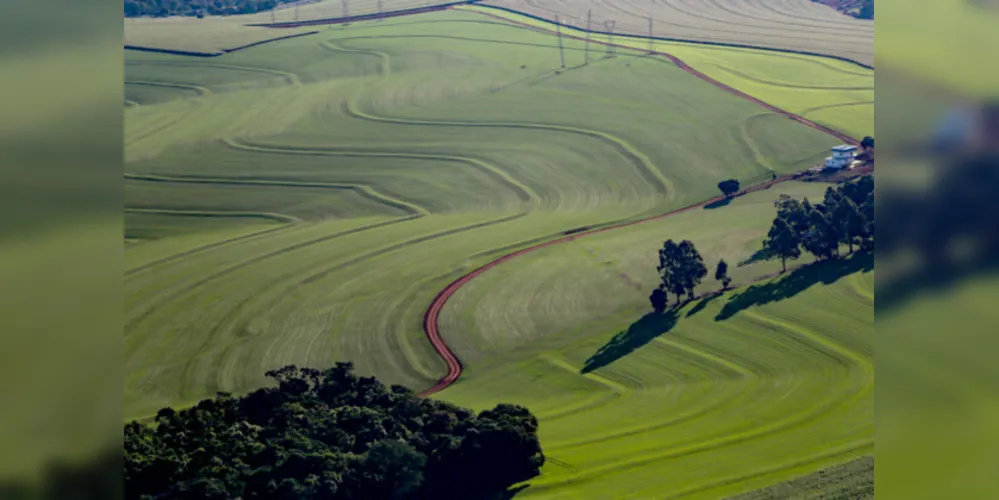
[295,2,299,22]
[555,15,566,68]
[648,16,654,53]
[342,0,349,19]
[604,20,616,57]
[377,0,383,13]
[271,6,276,23]
[584,9,592,64]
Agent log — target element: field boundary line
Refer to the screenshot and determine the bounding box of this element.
[124,30,320,57]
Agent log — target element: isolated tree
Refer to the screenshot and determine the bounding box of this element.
[677,240,708,301]
[715,259,731,290]
[861,136,875,150]
[649,288,667,314]
[764,217,801,273]
[717,179,741,198]
[656,240,683,304]
[656,239,706,305]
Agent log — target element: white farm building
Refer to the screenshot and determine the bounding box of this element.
[824,145,858,170]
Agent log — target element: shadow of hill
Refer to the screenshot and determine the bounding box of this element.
[582,310,679,374]
[715,252,873,321]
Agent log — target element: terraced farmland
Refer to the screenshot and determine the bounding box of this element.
[125,7,872,497]
[482,0,873,66]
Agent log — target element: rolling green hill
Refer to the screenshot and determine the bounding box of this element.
[124,8,872,497]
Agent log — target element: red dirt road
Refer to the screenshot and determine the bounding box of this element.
[400,9,861,396]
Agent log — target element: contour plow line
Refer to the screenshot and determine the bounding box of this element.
[124,172,430,216]
[125,79,212,96]
[320,40,392,76]
[126,60,302,87]
[343,100,674,197]
[224,137,539,205]
[124,207,300,223]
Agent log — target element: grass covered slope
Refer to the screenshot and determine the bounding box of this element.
[463,5,873,139]
[123,10,852,418]
[438,185,873,496]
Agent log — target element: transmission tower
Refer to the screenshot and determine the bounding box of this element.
[377,0,383,13]
[295,2,300,22]
[604,20,616,57]
[555,15,566,68]
[584,9,592,64]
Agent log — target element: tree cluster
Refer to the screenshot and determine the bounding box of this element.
[124,0,297,18]
[125,363,544,499]
[763,175,874,272]
[650,239,708,311]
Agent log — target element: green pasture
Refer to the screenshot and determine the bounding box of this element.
[125,8,872,497]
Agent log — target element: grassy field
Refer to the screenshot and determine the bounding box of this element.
[125,7,872,497]
[482,0,873,66]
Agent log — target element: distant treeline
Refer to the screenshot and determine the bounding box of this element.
[124,0,299,17]
[125,363,544,499]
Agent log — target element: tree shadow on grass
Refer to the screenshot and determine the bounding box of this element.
[581,310,679,374]
[686,291,723,318]
[703,197,732,210]
[715,251,874,321]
